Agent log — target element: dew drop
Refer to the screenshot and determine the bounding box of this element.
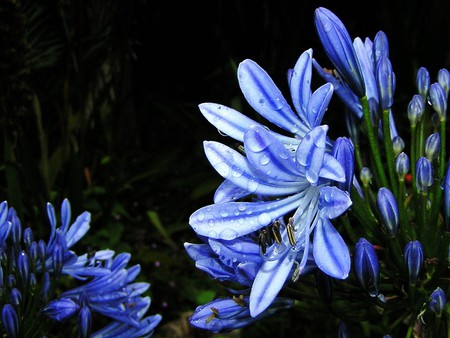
[258,212,271,226]
[237,203,246,211]
[196,211,205,222]
[219,229,239,240]
[208,219,215,227]
[232,257,238,263]
[247,180,259,192]
[219,209,229,218]
[208,230,218,238]
[259,154,270,166]
[231,165,244,177]
[216,162,230,178]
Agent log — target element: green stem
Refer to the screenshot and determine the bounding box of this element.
[382,108,398,196]
[360,96,389,188]
[410,124,417,191]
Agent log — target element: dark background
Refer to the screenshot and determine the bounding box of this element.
[1,0,449,337]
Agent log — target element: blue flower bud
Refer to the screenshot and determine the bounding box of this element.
[429,82,447,121]
[437,68,450,96]
[404,240,424,285]
[424,133,441,161]
[354,238,379,297]
[29,241,38,265]
[0,266,3,288]
[416,67,430,98]
[10,212,21,247]
[2,304,19,338]
[429,287,446,317]
[7,274,16,288]
[43,298,80,321]
[29,273,37,288]
[360,167,373,186]
[10,288,22,306]
[415,157,434,193]
[376,56,395,110]
[314,7,366,97]
[38,239,47,262]
[331,137,354,193]
[376,187,399,237]
[40,272,50,303]
[23,227,33,247]
[373,31,389,64]
[391,136,405,157]
[52,243,63,279]
[78,306,92,338]
[17,250,30,284]
[407,94,425,127]
[395,152,410,180]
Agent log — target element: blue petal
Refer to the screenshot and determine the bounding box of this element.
[353,37,378,103]
[289,49,313,121]
[214,180,252,203]
[238,59,309,136]
[296,126,328,184]
[65,211,90,248]
[189,193,304,240]
[204,141,301,196]
[208,237,261,268]
[318,186,352,219]
[313,217,350,279]
[250,248,296,317]
[199,103,259,142]
[319,153,346,183]
[307,83,333,128]
[244,125,303,181]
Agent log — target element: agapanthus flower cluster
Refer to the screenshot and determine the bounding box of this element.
[0,199,161,337]
[187,6,450,337]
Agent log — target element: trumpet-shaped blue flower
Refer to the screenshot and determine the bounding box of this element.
[189,48,352,317]
[429,82,447,121]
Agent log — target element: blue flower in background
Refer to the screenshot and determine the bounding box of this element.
[0,199,161,337]
[188,48,353,318]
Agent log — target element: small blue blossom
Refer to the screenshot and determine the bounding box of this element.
[354,238,379,297]
[428,287,446,317]
[404,240,424,286]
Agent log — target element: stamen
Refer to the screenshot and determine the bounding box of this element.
[258,229,268,254]
[271,220,282,244]
[232,294,246,307]
[287,217,297,246]
[206,306,219,323]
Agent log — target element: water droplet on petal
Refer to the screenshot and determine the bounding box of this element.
[258,212,271,226]
[219,228,238,240]
[259,154,270,165]
[219,209,229,218]
[196,211,205,222]
[247,180,259,192]
[237,203,246,211]
[215,162,230,178]
[208,230,218,238]
[208,220,215,227]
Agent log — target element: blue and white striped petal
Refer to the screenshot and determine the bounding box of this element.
[289,49,313,122]
[250,248,297,317]
[306,83,334,128]
[244,125,303,181]
[296,126,328,184]
[214,180,252,204]
[204,141,301,196]
[190,193,305,240]
[318,186,352,219]
[313,216,350,279]
[238,59,309,136]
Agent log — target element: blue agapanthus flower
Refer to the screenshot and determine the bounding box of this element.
[188,48,353,318]
[0,199,161,338]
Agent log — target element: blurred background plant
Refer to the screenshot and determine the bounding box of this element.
[0,0,449,337]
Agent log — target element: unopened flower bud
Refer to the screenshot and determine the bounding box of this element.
[354,238,379,297]
[338,321,349,338]
[429,82,447,121]
[392,136,405,157]
[376,56,395,110]
[314,7,366,97]
[415,157,433,193]
[437,68,450,97]
[360,167,373,186]
[407,94,425,127]
[44,298,80,322]
[23,227,33,247]
[429,287,446,317]
[79,306,92,338]
[17,251,30,284]
[2,304,19,338]
[10,288,22,306]
[331,137,354,193]
[424,133,440,161]
[444,163,450,230]
[373,31,389,63]
[416,67,430,98]
[404,240,424,285]
[376,187,399,237]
